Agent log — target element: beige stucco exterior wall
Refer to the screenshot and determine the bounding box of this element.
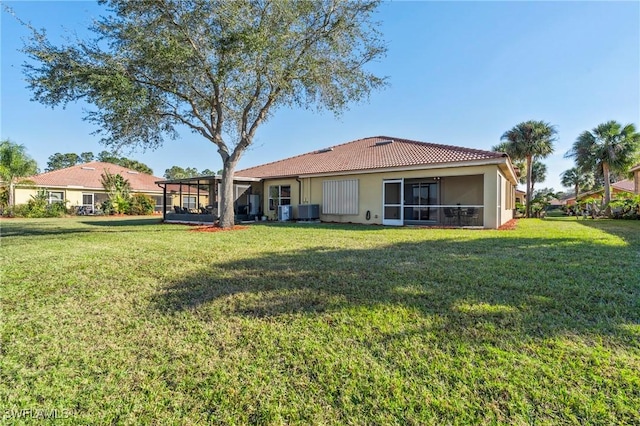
[259,163,515,228]
[14,187,40,205]
[480,169,515,229]
[634,169,639,195]
[14,187,90,207]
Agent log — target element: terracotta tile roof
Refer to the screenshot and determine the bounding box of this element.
[612,179,634,193]
[23,162,164,193]
[236,136,506,179]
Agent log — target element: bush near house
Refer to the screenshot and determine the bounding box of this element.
[609,192,640,219]
[575,192,640,220]
[129,193,155,215]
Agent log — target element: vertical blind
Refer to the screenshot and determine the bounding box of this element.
[322,179,358,215]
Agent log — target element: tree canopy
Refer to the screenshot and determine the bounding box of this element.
[46,152,81,171]
[45,150,153,174]
[566,121,640,213]
[560,167,593,200]
[164,166,218,179]
[0,139,39,207]
[164,166,200,180]
[23,0,387,228]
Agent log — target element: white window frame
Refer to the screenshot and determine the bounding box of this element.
[268,185,291,211]
[47,191,64,204]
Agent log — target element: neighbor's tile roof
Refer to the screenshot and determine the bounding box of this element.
[630,163,640,172]
[236,136,506,179]
[25,162,164,192]
[612,179,634,193]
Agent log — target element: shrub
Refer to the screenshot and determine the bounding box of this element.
[609,192,640,220]
[101,199,115,215]
[129,193,154,215]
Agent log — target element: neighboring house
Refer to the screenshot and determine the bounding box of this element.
[15,162,165,213]
[515,189,526,205]
[230,136,517,229]
[566,177,639,206]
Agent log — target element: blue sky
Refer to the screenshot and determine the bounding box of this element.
[2,1,639,191]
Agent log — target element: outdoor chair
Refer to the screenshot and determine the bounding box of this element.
[443,207,456,225]
[464,208,479,226]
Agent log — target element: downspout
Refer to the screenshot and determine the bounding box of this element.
[296,178,302,205]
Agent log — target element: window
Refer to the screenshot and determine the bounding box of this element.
[48,191,64,204]
[268,185,291,210]
[152,195,163,213]
[184,196,196,210]
[323,179,358,215]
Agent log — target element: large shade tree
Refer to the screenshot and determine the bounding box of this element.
[0,140,38,207]
[499,121,557,218]
[22,0,387,228]
[560,167,593,201]
[567,121,640,214]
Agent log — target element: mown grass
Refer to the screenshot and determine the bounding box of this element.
[1,216,639,424]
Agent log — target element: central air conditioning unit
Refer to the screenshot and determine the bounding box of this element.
[278,205,292,221]
[298,204,320,220]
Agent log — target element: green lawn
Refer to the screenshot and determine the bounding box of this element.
[1,217,639,424]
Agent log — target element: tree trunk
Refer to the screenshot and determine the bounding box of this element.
[526,155,533,218]
[218,158,239,229]
[603,162,611,217]
[8,180,15,207]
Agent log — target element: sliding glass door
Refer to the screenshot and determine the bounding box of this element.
[403,180,439,224]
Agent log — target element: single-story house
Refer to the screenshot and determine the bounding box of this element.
[158,136,518,229]
[565,168,640,206]
[15,162,166,213]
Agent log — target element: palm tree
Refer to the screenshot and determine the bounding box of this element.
[529,160,547,195]
[0,140,38,208]
[560,167,594,202]
[567,121,640,214]
[499,121,557,218]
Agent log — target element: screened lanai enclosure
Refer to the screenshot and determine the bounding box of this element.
[155,176,262,224]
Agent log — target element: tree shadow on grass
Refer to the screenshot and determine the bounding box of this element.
[81,217,163,227]
[1,217,166,237]
[151,232,640,347]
